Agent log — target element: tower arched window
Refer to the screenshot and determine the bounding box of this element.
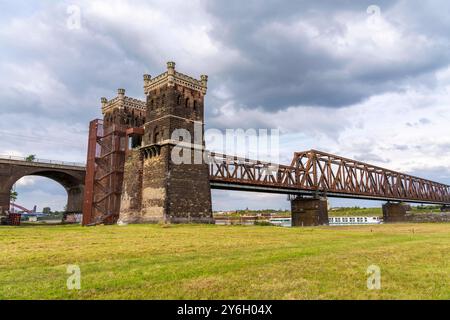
[153,126,160,143]
[185,98,190,108]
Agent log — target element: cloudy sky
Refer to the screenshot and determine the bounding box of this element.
[2,0,450,211]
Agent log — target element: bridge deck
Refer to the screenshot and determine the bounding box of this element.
[2,150,448,206]
[207,150,450,205]
[0,155,86,171]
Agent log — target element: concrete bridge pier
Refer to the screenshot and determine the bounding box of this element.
[0,191,9,214]
[382,202,408,222]
[66,185,84,213]
[291,197,329,227]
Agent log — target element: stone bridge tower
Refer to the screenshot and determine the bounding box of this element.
[119,62,213,224]
[83,89,147,224]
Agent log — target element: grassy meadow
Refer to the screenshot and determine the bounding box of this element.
[0,223,449,300]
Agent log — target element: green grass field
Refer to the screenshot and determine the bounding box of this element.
[0,223,449,300]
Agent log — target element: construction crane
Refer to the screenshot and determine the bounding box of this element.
[10,203,36,214]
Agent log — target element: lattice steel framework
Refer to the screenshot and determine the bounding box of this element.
[82,119,126,226]
[208,150,450,204]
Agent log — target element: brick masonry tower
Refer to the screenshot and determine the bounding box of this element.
[118,62,213,224]
[83,89,147,225]
[101,88,147,128]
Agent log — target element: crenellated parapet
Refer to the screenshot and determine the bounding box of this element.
[116,62,213,225]
[101,89,146,115]
[101,88,147,128]
[143,62,208,95]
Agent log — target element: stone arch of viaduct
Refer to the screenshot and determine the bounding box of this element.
[0,160,85,214]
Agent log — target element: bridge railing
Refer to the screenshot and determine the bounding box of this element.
[0,155,86,168]
[207,151,299,188]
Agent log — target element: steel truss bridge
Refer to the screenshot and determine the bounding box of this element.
[207,150,450,205]
[80,119,450,227]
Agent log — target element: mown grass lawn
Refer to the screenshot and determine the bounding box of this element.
[0,223,449,300]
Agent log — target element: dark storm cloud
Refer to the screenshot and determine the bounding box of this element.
[0,1,155,125]
[204,0,450,111]
[3,0,450,128]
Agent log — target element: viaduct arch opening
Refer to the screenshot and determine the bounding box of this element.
[0,166,85,214]
[12,176,68,212]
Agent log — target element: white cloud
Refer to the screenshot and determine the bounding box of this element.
[82,0,239,75]
[13,176,67,212]
[15,176,37,187]
[208,77,450,183]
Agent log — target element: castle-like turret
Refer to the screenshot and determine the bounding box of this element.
[118,62,213,224]
[101,88,146,128]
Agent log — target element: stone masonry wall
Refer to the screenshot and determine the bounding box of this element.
[166,145,213,223]
[382,203,407,223]
[291,198,328,226]
[404,213,450,223]
[118,150,143,223]
[139,147,169,223]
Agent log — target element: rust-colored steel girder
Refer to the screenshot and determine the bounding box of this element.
[208,150,450,205]
[82,119,127,226]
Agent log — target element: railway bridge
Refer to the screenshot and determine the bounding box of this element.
[2,63,448,226]
[2,148,449,226]
[80,62,450,226]
[208,150,450,225]
[0,156,85,214]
